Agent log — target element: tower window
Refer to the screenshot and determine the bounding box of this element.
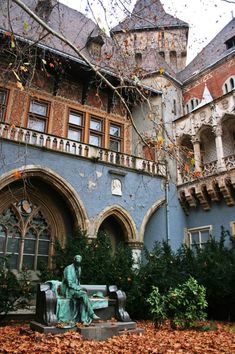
[135,52,142,65]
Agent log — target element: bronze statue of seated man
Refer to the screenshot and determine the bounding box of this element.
[61,254,100,325]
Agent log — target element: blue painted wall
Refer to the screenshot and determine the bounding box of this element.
[144,183,187,251]
[0,141,166,233]
[185,200,235,241]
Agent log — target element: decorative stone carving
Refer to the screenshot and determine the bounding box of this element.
[221,99,229,110]
[111,178,122,196]
[212,124,223,137]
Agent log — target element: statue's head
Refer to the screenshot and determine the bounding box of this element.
[74,254,82,264]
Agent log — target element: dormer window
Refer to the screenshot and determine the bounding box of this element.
[225,36,235,50]
[88,42,102,58]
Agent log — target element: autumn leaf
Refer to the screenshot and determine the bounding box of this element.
[184,163,190,173]
[23,21,29,31]
[159,67,165,75]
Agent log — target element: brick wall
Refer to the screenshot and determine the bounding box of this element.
[183,57,235,103]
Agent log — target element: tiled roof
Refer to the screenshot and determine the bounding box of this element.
[0,0,98,62]
[177,18,235,83]
[112,0,188,33]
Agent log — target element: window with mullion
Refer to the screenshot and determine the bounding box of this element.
[27,99,49,133]
[89,116,103,147]
[67,110,83,142]
[188,226,212,250]
[0,88,7,121]
[109,123,122,152]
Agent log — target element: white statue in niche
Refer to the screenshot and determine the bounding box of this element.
[111,178,122,196]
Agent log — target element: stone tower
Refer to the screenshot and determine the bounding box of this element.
[111,0,189,73]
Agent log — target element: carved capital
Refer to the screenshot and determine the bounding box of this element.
[191,135,200,144]
[212,124,222,137]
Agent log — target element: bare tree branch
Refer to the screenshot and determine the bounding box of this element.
[12,0,151,147]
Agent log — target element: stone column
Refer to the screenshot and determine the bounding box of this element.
[191,136,202,172]
[213,124,226,171]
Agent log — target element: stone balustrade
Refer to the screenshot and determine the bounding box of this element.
[0,122,166,177]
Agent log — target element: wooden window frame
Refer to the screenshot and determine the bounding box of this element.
[89,115,104,147]
[109,122,123,152]
[0,88,8,122]
[67,109,84,142]
[27,98,49,133]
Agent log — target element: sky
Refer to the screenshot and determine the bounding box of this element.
[60,0,235,63]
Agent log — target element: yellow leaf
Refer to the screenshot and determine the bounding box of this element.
[23,21,29,31]
[11,39,15,48]
[159,67,165,75]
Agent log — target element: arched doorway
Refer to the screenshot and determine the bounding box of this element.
[99,215,126,250]
[93,205,137,251]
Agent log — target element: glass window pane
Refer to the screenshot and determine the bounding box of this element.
[40,230,50,240]
[8,254,18,269]
[37,256,48,269]
[110,125,120,137]
[30,101,47,116]
[90,119,102,131]
[7,237,19,253]
[25,228,37,239]
[28,117,45,132]
[110,140,120,152]
[0,90,6,104]
[23,255,34,269]
[201,230,209,243]
[89,134,101,147]
[38,240,49,254]
[0,235,5,253]
[191,232,199,244]
[68,128,81,142]
[69,112,82,126]
[24,239,36,254]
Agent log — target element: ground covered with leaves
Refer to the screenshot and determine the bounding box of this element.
[0,321,235,353]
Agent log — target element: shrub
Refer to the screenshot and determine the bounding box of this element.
[0,256,33,321]
[147,277,207,329]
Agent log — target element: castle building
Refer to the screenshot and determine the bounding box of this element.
[0,0,234,274]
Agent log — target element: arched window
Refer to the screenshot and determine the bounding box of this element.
[222,76,235,94]
[230,77,234,89]
[185,97,200,113]
[0,199,51,270]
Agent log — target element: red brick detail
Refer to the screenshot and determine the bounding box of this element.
[8,90,28,126]
[183,57,235,103]
[50,101,66,136]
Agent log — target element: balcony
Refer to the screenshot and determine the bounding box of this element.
[0,122,166,177]
[178,155,235,213]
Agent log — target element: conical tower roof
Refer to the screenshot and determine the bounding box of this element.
[112,0,188,33]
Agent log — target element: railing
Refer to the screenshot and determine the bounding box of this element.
[203,160,218,177]
[224,155,235,170]
[178,156,235,185]
[0,123,166,177]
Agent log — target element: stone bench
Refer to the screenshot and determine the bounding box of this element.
[34,281,131,327]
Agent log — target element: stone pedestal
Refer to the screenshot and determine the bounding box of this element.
[30,320,143,340]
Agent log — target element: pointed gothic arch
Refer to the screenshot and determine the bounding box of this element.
[91,205,137,247]
[0,165,89,270]
[139,198,165,243]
